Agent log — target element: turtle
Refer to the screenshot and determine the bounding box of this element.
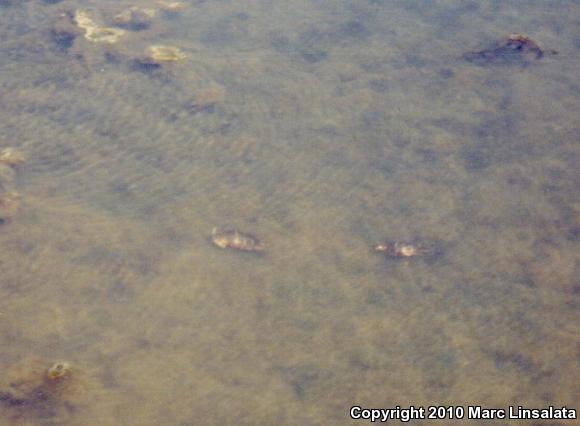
[373,240,430,258]
[211,227,264,252]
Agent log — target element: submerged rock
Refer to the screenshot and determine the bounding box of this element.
[74,10,126,43]
[211,227,264,252]
[463,34,557,65]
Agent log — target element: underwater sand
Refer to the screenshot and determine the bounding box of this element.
[0,0,578,424]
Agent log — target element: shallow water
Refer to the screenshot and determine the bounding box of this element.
[0,0,578,425]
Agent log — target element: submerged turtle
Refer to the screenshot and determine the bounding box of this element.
[373,240,430,258]
[0,359,73,411]
[211,228,264,252]
[463,34,557,65]
[46,362,72,382]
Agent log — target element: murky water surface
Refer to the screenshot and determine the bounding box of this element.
[0,0,578,424]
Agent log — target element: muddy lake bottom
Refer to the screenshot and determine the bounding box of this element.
[0,0,578,424]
